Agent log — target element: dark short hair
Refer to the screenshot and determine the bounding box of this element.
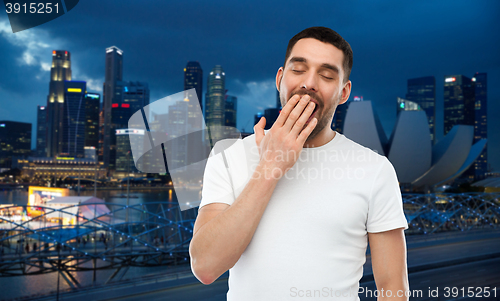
[284,27,353,83]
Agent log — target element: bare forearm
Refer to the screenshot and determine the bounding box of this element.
[190,163,278,283]
[376,281,409,301]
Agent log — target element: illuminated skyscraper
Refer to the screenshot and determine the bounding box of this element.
[406,76,436,143]
[84,93,100,149]
[103,46,123,167]
[46,50,72,157]
[184,61,203,112]
[444,74,487,182]
[115,128,144,173]
[36,105,47,157]
[121,81,150,125]
[444,75,474,135]
[397,97,421,113]
[109,103,132,170]
[472,72,488,179]
[224,95,237,128]
[205,65,226,145]
[0,121,31,168]
[61,81,86,158]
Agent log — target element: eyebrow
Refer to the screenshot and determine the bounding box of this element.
[289,57,340,75]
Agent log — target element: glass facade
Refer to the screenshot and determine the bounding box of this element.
[205,65,226,145]
[406,76,436,143]
[46,50,72,157]
[103,46,124,168]
[62,81,87,158]
[443,75,475,136]
[36,105,47,157]
[0,121,32,168]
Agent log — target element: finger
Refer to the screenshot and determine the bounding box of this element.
[254,116,266,147]
[297,117,317,145]
[282,94,311,132]
[273,94,301,128]
[290,101,315,136]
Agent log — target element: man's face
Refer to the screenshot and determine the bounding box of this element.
[276,38,351,140]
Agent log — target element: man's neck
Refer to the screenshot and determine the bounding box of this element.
[303,128,336,148]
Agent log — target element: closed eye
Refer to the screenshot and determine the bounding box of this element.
[292,70,305,73]
[321,75,333,80]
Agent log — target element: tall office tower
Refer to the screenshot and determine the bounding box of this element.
[84,93,100,149]
[471,73,488,179]
[36,105,47,157]
[168,100,189,171]
[397,97,421,113]
[61,81,87,158]
[98,109,104,163]
[148,113,170,173]
[224,95,237,128]
[443,75,475,135]
[107,82,149,170]
[46,50,72,157]
[184,63,204,167]
[115,129,144,173]
[406,76,436,143]
[184,61,203,112]
[109,103,132,170]
[205,65,226,146]
[103,46,123,168]
[122,81,150,123]
[0,121,31,168]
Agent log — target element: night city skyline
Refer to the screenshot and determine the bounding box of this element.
[0,1,498,172]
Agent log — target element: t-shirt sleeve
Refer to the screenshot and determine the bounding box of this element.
[366,157,408,233]
[198,151,236,209]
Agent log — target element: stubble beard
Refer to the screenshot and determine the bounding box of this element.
[305,98,337,141]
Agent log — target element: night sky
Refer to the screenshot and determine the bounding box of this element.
[0,0,499,172]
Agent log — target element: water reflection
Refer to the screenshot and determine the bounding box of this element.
[0,189,197,300]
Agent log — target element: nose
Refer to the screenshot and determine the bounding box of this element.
[300,72,319,92]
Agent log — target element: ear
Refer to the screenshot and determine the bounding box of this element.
[339,80,352,105]
[276,67,284,92]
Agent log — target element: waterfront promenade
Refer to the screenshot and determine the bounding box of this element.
[26,229,500,301]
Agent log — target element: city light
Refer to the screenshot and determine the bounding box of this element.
[85,93,99,99]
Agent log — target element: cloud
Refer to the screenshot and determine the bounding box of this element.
[0,19,58,74]
[73,72,103,93]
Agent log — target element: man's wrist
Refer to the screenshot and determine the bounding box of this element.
[253,162,284,182]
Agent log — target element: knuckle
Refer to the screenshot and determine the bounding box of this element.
[295,119,305,128]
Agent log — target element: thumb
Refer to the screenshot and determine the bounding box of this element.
[254,117,266,147]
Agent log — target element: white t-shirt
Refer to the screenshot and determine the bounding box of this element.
[199,131,408,301]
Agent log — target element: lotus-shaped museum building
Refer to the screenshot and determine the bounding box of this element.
[342,101,487,190]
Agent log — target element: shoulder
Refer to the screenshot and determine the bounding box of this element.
[333,133,388,168]
[210,133,259,164]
